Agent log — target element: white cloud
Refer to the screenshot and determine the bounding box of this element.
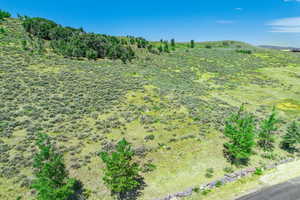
[235,8,243,11]
[270,26,300,32]
[283,0,300,2]
[268,17,300,26]
[216,20,235,24]
[267,17,300,33]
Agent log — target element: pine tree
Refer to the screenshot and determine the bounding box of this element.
[0,9,11,21]
[171,39,175,49]
[158,45,163,53]
[190,40,195,48]
[32,133,76,200]
[281,121,300,153]
[224,105,256,165]
[21,40,28,50]
[258,108,279,151]
[100,138,141,199]
[164,41,170,53]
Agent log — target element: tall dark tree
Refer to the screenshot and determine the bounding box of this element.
[100,138,142,200]
[32,133,76,200]
[158,45,163,53]
[171,39,176,49]
[281,121,300,153]
[190,40,195,48]
[164,41,170,53]
[0,9,11,21]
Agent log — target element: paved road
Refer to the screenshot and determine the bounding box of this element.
[237,177,300,200]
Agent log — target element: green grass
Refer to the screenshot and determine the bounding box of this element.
[182,175,263,200]
[183,159,300,200]
[1,18,300,200]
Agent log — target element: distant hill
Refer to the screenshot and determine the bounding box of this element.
[259,45,299,51]
[1,14,300,200]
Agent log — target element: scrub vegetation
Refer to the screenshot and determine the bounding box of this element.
[1,10,300,200]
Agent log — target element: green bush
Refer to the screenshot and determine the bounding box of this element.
[192,187,200,193]
[215,181,223,187]
[205,168,214,178]
[224,105,256,165]
[32,133,76,200]
[143,163,156,173]
[254,168,263,176]
[236,49,252,54]
[86,49,98,60]
[0,9,11,21]
[0,27,5,34]
[261,152,277,160]
[144,134,155,141]
[223,166,234,173]
[202,189,211,195]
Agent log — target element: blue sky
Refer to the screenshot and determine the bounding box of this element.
[2,0,300,46]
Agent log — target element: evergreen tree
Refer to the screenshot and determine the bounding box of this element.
[0,27,5,34]
[100,138,142,199]
[158,45,163,53]
[224,105,256,165]
[190,40,195,48]
[0,9,11,21]
[32,133,76,200]
[21,40,28,50]
[281,121,300,153]
[171,39,176,49]
[258,108,279,151]
[164,41,170,53]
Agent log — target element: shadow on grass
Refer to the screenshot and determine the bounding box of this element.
[69,180,89,200]
[223,148,249,167]
[118,177,146,200]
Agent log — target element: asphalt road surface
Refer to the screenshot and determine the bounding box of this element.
[236,177,300,200]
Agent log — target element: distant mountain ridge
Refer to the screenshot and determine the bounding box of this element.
[259,45,300,51]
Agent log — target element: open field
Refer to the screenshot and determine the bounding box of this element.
[1,18,300,200]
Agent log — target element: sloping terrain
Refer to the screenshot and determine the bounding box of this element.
[1,18,300,200]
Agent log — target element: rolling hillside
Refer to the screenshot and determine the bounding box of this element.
[1,17,300,200]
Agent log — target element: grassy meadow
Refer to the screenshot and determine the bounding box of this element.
[1,18,300,200]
